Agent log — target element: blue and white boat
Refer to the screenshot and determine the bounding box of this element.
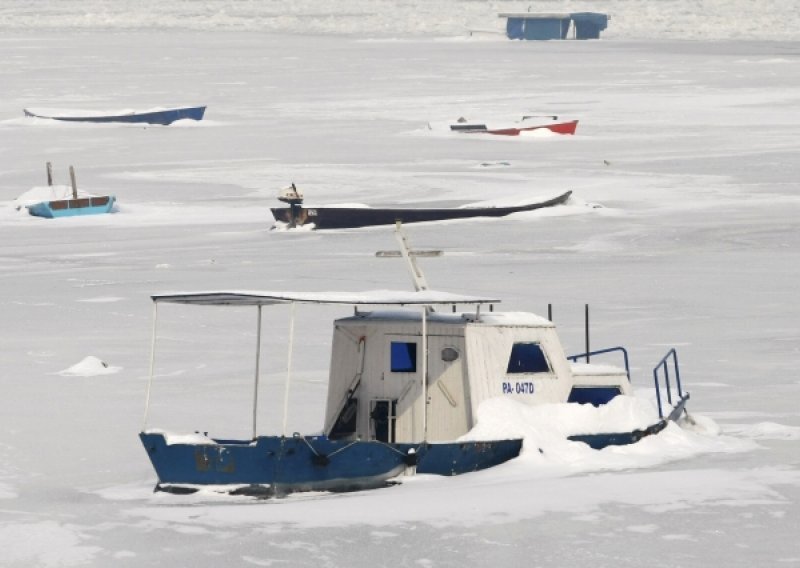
[23,105,206,125]
[139,228,690,497]
[24,164,116,219]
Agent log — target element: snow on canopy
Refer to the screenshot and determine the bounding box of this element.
[151,289,501,306]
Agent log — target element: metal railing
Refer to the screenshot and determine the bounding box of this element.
[653,348,683,419]
[567,346,630,382]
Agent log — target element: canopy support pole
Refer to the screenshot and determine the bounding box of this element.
[252,305,263,440]
[281,302,296,437]
[421,306,428,441]
[142,302,159,431]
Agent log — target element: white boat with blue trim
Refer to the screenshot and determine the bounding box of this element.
[139,227,691,497]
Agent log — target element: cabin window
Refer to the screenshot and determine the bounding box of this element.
[568,386,621,406]
[390,341,417,373]
[329,398,358,439]
[507,342,550,374]
[441,347,459,362]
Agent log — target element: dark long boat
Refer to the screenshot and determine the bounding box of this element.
[271,190,572,229]
[23,105,206,125]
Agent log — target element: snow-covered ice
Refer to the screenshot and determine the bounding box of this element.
[1,1,799,566]
[56,355,120,377]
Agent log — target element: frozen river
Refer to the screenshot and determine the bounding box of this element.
[1,20,799,568]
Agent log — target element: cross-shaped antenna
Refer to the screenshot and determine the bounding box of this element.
[375,221,442,292]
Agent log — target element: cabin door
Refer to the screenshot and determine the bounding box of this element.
[377,335,423,443]
[425,335,470,441]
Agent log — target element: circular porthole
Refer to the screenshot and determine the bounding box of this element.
[441,347,459,362]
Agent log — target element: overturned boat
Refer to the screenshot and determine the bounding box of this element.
[139,226,691,497]
[23,105,206,125]
[270,184,572,229]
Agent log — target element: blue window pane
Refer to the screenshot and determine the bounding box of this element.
[391,342,417,373]
[507,343,550,374]
[567,386,621,406]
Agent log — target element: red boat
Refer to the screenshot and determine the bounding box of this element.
[448,115,578,136]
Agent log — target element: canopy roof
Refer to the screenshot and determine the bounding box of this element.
[151,289,501,307]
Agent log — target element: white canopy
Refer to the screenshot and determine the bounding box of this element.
[151,289,501,307]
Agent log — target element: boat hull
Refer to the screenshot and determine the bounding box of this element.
[271,190,572,229]
[26,195,116,218]
[451,119,578,136]
[140,432,523,494]
[23,106,206,125]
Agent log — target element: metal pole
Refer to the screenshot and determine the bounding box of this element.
[69,165,78,200]
[547,303,552,321]
[142,302,159,431]
[421,306,428,442]
[252,305,263,440]
[395,221,429,292]
[584,304,590,363]
[46,162,53,186]
[281,302,296,437]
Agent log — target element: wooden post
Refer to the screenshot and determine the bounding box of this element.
[69,166,78,200]
[46,162,53,186]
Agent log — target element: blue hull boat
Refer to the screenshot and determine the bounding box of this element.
[27,195,116,218]
[139,228,692,497]
[140,432,523,495]
[23,106,206,125]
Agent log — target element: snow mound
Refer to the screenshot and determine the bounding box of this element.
[518,128,559,138]
[459,397,753,473]
[461,396,659,443]
[57,356,121,377]
[12,185,90,209]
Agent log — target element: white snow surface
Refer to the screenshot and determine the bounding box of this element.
[0,1,798,40]
[0,4,799,567]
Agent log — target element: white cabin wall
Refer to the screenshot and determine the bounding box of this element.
[425,334,469,441]
[331,317,430,442]
[328,315,582,443]
[464,324,574,420]
[324,323,368,434]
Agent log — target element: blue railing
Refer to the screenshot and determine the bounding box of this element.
[652,348,683,419]
[567,346,630,382]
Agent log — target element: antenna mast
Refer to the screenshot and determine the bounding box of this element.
[394,221,429,292]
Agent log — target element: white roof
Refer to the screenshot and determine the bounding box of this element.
[498,12,572,19]
[338,309,553,327]
[151,289,501,307]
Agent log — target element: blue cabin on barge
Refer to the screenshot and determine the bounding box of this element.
[499,12,610,40]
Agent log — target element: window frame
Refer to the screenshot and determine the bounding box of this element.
[506,342,552,375]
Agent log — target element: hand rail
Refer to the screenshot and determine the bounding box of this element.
[567,346,630,382]
[653,348,683,419]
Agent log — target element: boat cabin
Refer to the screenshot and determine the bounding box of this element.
[324,308,630,444]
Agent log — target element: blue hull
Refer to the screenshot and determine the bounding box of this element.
[568,394,690,449]
[140,432,523,495]
[27,196,116,218]
[24,106,205,125]
[140,396,689,495]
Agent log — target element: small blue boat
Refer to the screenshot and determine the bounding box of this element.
[27,195,116,218]
[140,229,691,497]
[23,105,206,125]
[26,164,116,219]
